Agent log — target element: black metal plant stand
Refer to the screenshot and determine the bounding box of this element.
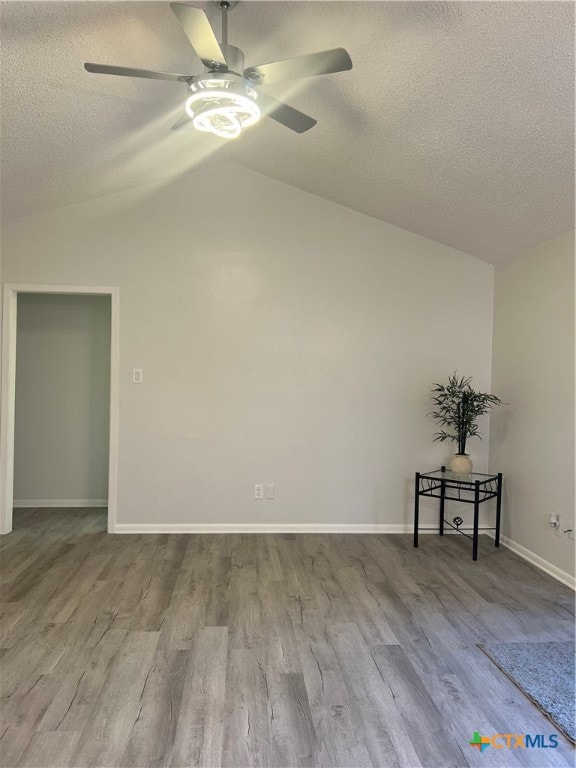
[413,466,502,560]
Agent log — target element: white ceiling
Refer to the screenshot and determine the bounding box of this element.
[1,1,574,262]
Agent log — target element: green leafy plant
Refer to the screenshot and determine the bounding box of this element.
[429,372,503,456]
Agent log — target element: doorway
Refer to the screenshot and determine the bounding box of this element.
[1,285,119,534]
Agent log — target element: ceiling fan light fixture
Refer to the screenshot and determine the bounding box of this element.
[185,80,260,139]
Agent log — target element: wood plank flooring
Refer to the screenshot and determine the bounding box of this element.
[1,508,574,767]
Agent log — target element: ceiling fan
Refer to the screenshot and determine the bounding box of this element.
[84,1,353,140]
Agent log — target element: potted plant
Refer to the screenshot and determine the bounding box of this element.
[429,372,503,474]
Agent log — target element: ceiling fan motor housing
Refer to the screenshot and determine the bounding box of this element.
[188,71,251,90]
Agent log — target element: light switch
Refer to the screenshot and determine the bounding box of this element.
[132,368,143,384]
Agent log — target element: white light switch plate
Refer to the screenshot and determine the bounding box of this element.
[132,368,143,384]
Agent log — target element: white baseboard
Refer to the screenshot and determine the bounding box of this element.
[492,533,575,591]
[114,523,414,534]
[13,499,108,508]
[112,523,466,535]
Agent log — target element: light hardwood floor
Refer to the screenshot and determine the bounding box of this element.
[0,508,574,768]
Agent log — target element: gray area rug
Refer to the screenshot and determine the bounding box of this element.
[479,641,575,744]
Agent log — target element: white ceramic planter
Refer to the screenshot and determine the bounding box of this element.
[450,454,473,474]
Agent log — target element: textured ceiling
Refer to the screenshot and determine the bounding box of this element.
[1,1,574,262]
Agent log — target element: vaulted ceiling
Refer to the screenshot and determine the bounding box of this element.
[1,1,574,262]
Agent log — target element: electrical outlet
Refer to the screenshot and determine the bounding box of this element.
[254,484,264,500]
[554,515,562,537]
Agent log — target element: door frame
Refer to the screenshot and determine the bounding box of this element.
[0,284,120,534]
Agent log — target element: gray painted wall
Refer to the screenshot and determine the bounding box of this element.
[14,293,111,504]
[3,165,494,527]
[490,230,575,578]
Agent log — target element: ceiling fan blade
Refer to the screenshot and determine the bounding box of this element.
[170,4,227,68]
[245,48,352,84]
[257,92,317,133]
[84,63,192,82]
[171,113,194,131]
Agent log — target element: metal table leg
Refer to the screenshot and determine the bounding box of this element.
[473,480,480,560]
[494,473,502,547]
[439,466,446,535]
[414,472,420,548]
